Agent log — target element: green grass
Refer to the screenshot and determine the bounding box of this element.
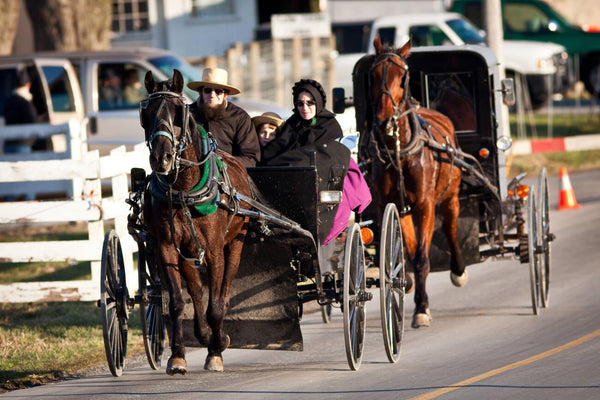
[0,302,144,392]
[509,110,600,138]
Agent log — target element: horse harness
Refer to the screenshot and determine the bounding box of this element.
[140,90,243,268]
[368,51,463,215]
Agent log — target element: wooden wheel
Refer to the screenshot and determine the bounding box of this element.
[100,230,130,377]
[343,223,369,371]
[138,242,166,370]
[379,203,405,363]
[527,187,540,315]
[537,168,552,307]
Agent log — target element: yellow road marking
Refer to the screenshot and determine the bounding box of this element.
[407,328,600,400]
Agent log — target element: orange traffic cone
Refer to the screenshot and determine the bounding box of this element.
[557,167,581,210]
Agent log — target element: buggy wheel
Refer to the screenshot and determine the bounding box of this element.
[321,303,332,323]
[343,223,368,371]
[100,230,129,377]
[379,203,405,363]
[527,187,540,315]
[537,168,551,307]
[138,243,166,370]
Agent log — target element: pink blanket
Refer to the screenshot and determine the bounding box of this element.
[323,157,372,245]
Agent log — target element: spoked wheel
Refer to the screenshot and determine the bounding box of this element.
[100,230,130,377]
[321,303,332,323]
[537,168,552,308]
[138,242,166,370]
[379,203,405,363]
[527,186,541,315]
[343,223,369,371]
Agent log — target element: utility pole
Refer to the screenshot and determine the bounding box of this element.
[484,0,504,79]
[484,0,514,144]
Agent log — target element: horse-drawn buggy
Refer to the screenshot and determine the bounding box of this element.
[336,38,554,329]
[98,69,407,377]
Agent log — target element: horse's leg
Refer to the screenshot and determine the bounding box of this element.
[441,192,468,287]
[179,261,211,346]
[204,234,244,372]
[399,213,416,294]
[410,202,436,328]
[162,256,188,375]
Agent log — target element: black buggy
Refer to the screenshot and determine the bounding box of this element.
[339,44,554,317]
[98,147,407,376]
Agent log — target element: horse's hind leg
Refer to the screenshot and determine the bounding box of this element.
[441,193,468,287]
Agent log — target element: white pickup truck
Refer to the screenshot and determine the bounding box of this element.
[333,12,570,109]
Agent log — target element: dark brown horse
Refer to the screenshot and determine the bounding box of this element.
[140,69,251,374]
[365,37,467,328]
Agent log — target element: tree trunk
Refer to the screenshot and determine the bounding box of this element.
[25,0,111,52]
[0,0,23,55]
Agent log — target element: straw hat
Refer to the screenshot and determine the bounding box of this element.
[187,67,241,95]
[252,112,284,128]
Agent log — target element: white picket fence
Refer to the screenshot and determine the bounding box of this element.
[0,121,149,302]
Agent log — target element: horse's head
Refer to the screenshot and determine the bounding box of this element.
[370,37,412,136]
[140,69,191,177]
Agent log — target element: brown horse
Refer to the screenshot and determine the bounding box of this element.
[365,37,467,328]
[140,69,251,374]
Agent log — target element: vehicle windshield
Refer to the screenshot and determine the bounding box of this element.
[148,55,202,101]
[447,18,486,45]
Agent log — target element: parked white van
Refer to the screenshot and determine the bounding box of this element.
[0,48,291,155]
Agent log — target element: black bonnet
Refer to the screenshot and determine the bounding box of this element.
[292,79,326,115]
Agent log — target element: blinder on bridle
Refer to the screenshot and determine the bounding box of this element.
[370,51,411,129]
[139,90,191,152]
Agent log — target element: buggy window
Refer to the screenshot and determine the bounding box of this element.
[41,65,76,113]
[425,72,477,133]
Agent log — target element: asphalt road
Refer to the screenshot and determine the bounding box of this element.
[2,170,599,400]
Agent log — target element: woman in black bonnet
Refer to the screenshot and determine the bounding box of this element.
[262,79,370,245]
[261,78,347,166]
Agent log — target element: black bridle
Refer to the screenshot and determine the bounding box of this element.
[140,90,192,179]
[369,51,424,169]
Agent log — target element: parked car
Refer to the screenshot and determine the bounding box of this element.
[332,12,570,109]
[0,48,291,155]
[450,0,600,97]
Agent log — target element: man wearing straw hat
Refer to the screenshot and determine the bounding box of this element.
[188,67,260,167]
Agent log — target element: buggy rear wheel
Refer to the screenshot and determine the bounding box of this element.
[527,187,541,315]
[343,223,369,371]
[379,203,405,363]
[100,230,130,377]
[138,242,166,370]
[537,168,552,307]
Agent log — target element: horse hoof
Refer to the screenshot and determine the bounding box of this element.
[411,309,432,328]
[204,355,224,372]
[450,270,469,287]
[166,357,187,375]
[405,272,415,294]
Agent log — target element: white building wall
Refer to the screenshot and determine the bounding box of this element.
[114,0,257,60]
